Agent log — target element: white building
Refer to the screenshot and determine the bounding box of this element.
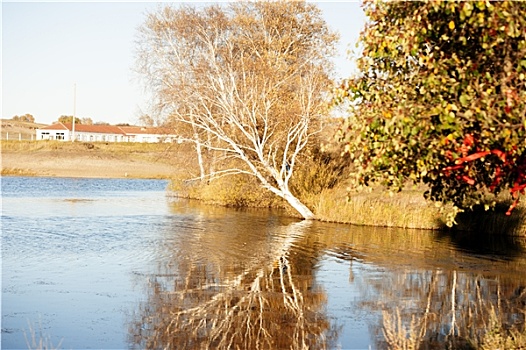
[36,123,180,143]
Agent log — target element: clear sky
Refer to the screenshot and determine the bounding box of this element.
[2,1,367,125]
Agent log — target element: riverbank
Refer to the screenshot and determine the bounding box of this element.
[3,140,525,235]
[1,140,189,179]
[171,171,526,235]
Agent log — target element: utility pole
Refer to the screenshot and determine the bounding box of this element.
[72,83,76,142]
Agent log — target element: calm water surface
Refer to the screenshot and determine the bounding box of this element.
[2,176,526,349]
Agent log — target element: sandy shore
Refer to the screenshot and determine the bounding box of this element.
[1,151,177,179]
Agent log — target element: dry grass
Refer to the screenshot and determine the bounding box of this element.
[169,173,284,208]
[381,306,526,350]
[1,140,190,179]
[1,167,37,176]
[476,307,526,350]
[24,321,62,350]
[304,184,526,234]
[1,139,181,155]
[1,119,44,141]
[382,308,424,350]
[308,186,444,230]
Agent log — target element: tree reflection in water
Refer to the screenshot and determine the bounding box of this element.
[129,204,526,349]
[129,220,338,349]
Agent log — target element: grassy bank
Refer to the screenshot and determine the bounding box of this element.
[312,187,526,234]
[1,138,183,155]
[170,171,526,235]
[1,118,45,141]
[1,140,193,179]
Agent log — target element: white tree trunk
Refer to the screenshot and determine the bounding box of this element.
[282,189,315,220]
[194,133,205,181]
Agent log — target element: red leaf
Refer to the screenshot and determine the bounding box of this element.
[491,149,507,162]
[489,167,502,191]
[455,151,490,164]
[462,175,475,185]
[506,198,519,216]
[443,165,464,172]
[463,134,474,147]
[511,183,526,194]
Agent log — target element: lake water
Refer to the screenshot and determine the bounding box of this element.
[2,176,526,349]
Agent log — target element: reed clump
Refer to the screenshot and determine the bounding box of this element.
[308,186,444,230]
[24,321,62,350]
[1,167,37,176]
[382,308,424,350]
[308,186,526,234]
[381,306,526,350]
[470,308,526,350]
[478,322,526,350]
[169,173,284,208]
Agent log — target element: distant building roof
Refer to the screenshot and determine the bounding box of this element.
[118,126,174,135]
[39,123,70,131]
[38,123,175,135]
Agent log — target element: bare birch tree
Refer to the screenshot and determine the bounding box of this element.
[135,2,337,219]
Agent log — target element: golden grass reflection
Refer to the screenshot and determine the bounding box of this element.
[313,225,526,349]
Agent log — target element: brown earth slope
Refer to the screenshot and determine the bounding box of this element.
[1,140,197,179]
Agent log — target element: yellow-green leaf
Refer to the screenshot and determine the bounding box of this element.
[459,94,469,107]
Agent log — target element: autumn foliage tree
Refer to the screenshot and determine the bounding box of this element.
[336,0,526,222]
[136,2,337,219]
[11,114,35,123]
[58,115,82,125]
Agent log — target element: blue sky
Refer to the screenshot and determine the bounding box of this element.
[2,2,366,125]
